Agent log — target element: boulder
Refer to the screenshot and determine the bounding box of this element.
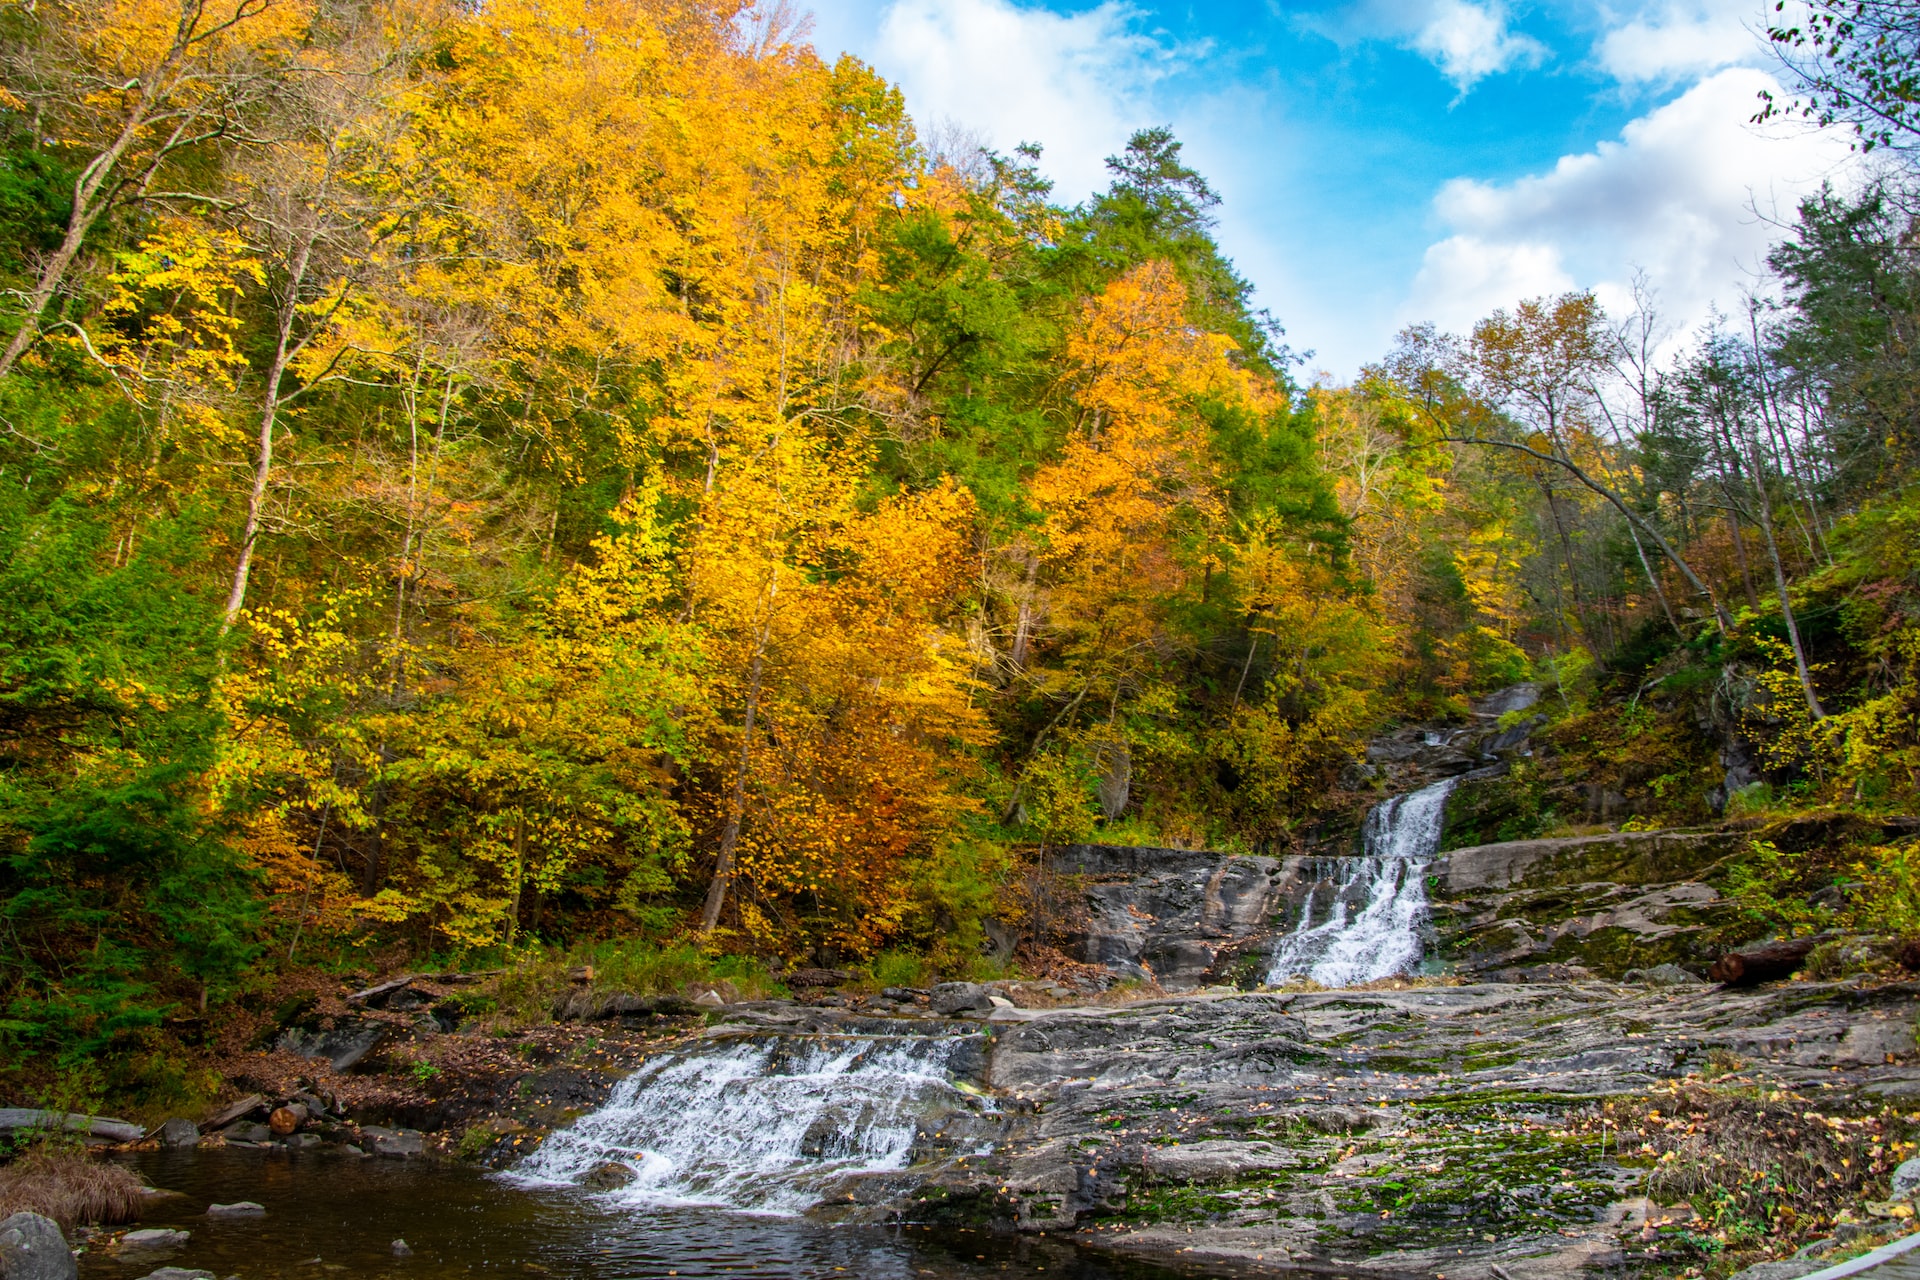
[581,1162,636,1190]
[276,1019,388,1072]
[157,1119,199,1148]
[930,983,994,1015]
[1892,1156,1920,1200]
[0,1212,75,1280]
[206,1203,264,1217]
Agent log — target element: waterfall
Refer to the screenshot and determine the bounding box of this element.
[1266,775,1459,987]
[508,1034,982,1214]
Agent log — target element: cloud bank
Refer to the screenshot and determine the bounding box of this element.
[1402,67,1858,339]
[872,0,1187,200]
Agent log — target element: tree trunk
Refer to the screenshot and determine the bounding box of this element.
[1729,517,1762,614]
[504,814,526,947]
[1626,522,1682,635]
[222,234,316,632]
[1010,550,1036,669]
[1442,434,1732,632]
[701,634,767,933]
[1746,439,1826,720]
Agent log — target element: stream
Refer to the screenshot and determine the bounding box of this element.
[87,1147,1188,1279]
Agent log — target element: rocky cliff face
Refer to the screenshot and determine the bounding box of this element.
[1040,686,1782,988]
[776,976,1920,1278]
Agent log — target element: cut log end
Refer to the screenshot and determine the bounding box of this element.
[1708,936,1826,986]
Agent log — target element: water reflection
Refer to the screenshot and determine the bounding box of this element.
[83,1148,1187,1280]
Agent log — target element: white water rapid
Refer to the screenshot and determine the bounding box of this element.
[509,1035,979,1214]
[1265,775,1460,987]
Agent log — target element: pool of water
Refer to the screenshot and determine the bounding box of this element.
[82,1148,1192,1280]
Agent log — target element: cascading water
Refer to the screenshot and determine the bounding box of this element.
[1266,774,1460,987]
[509,1034,982,1214]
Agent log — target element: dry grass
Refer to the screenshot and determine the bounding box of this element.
[1604,1083,1907,1252]
[0,1147,146,1230]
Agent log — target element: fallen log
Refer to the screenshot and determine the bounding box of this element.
[1708,936,1828,986]
[201,1094,265,1131]
[0,1108,145,1143]
[345,974,416,1005]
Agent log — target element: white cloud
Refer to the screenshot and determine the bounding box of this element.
[1402,67,1858,338]
[1595,0,1763,84]
[1410,0,1548,89]
[872,0,1188,201]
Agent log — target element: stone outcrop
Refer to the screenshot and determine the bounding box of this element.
[0,1213,74,1280]
[1429,827,1749,979]
[806,977,1920,1278]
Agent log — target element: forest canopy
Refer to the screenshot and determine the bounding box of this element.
[5,0,1920,1086]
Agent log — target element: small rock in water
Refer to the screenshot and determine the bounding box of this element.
[391,1239,413,1256]
[1624,963,1706,986]
[0,1210,76,1280]
[580,1161,636,1190]
[370,1128,426,1158]
[118,1228,191,1249]
[206,1202,265,1216]
[134,1270,217,1280]
[1892,1155,1920,1200]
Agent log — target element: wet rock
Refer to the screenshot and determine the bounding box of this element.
[283,1133,322,1150]
[1047,846,1288,989]
[132,1270,218,1280]
[219,1123,272,1144]
[0,1211,76,1280]
[157,1118,199,1147]
[205,1202,264,1217]
[930,983,994,1015]
[117,1228,190,1250]
[390,1239,412,1257]
[581,1162,635,1190]
[363,1127,425,1158]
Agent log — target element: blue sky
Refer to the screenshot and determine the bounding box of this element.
[804,0,1862,379]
